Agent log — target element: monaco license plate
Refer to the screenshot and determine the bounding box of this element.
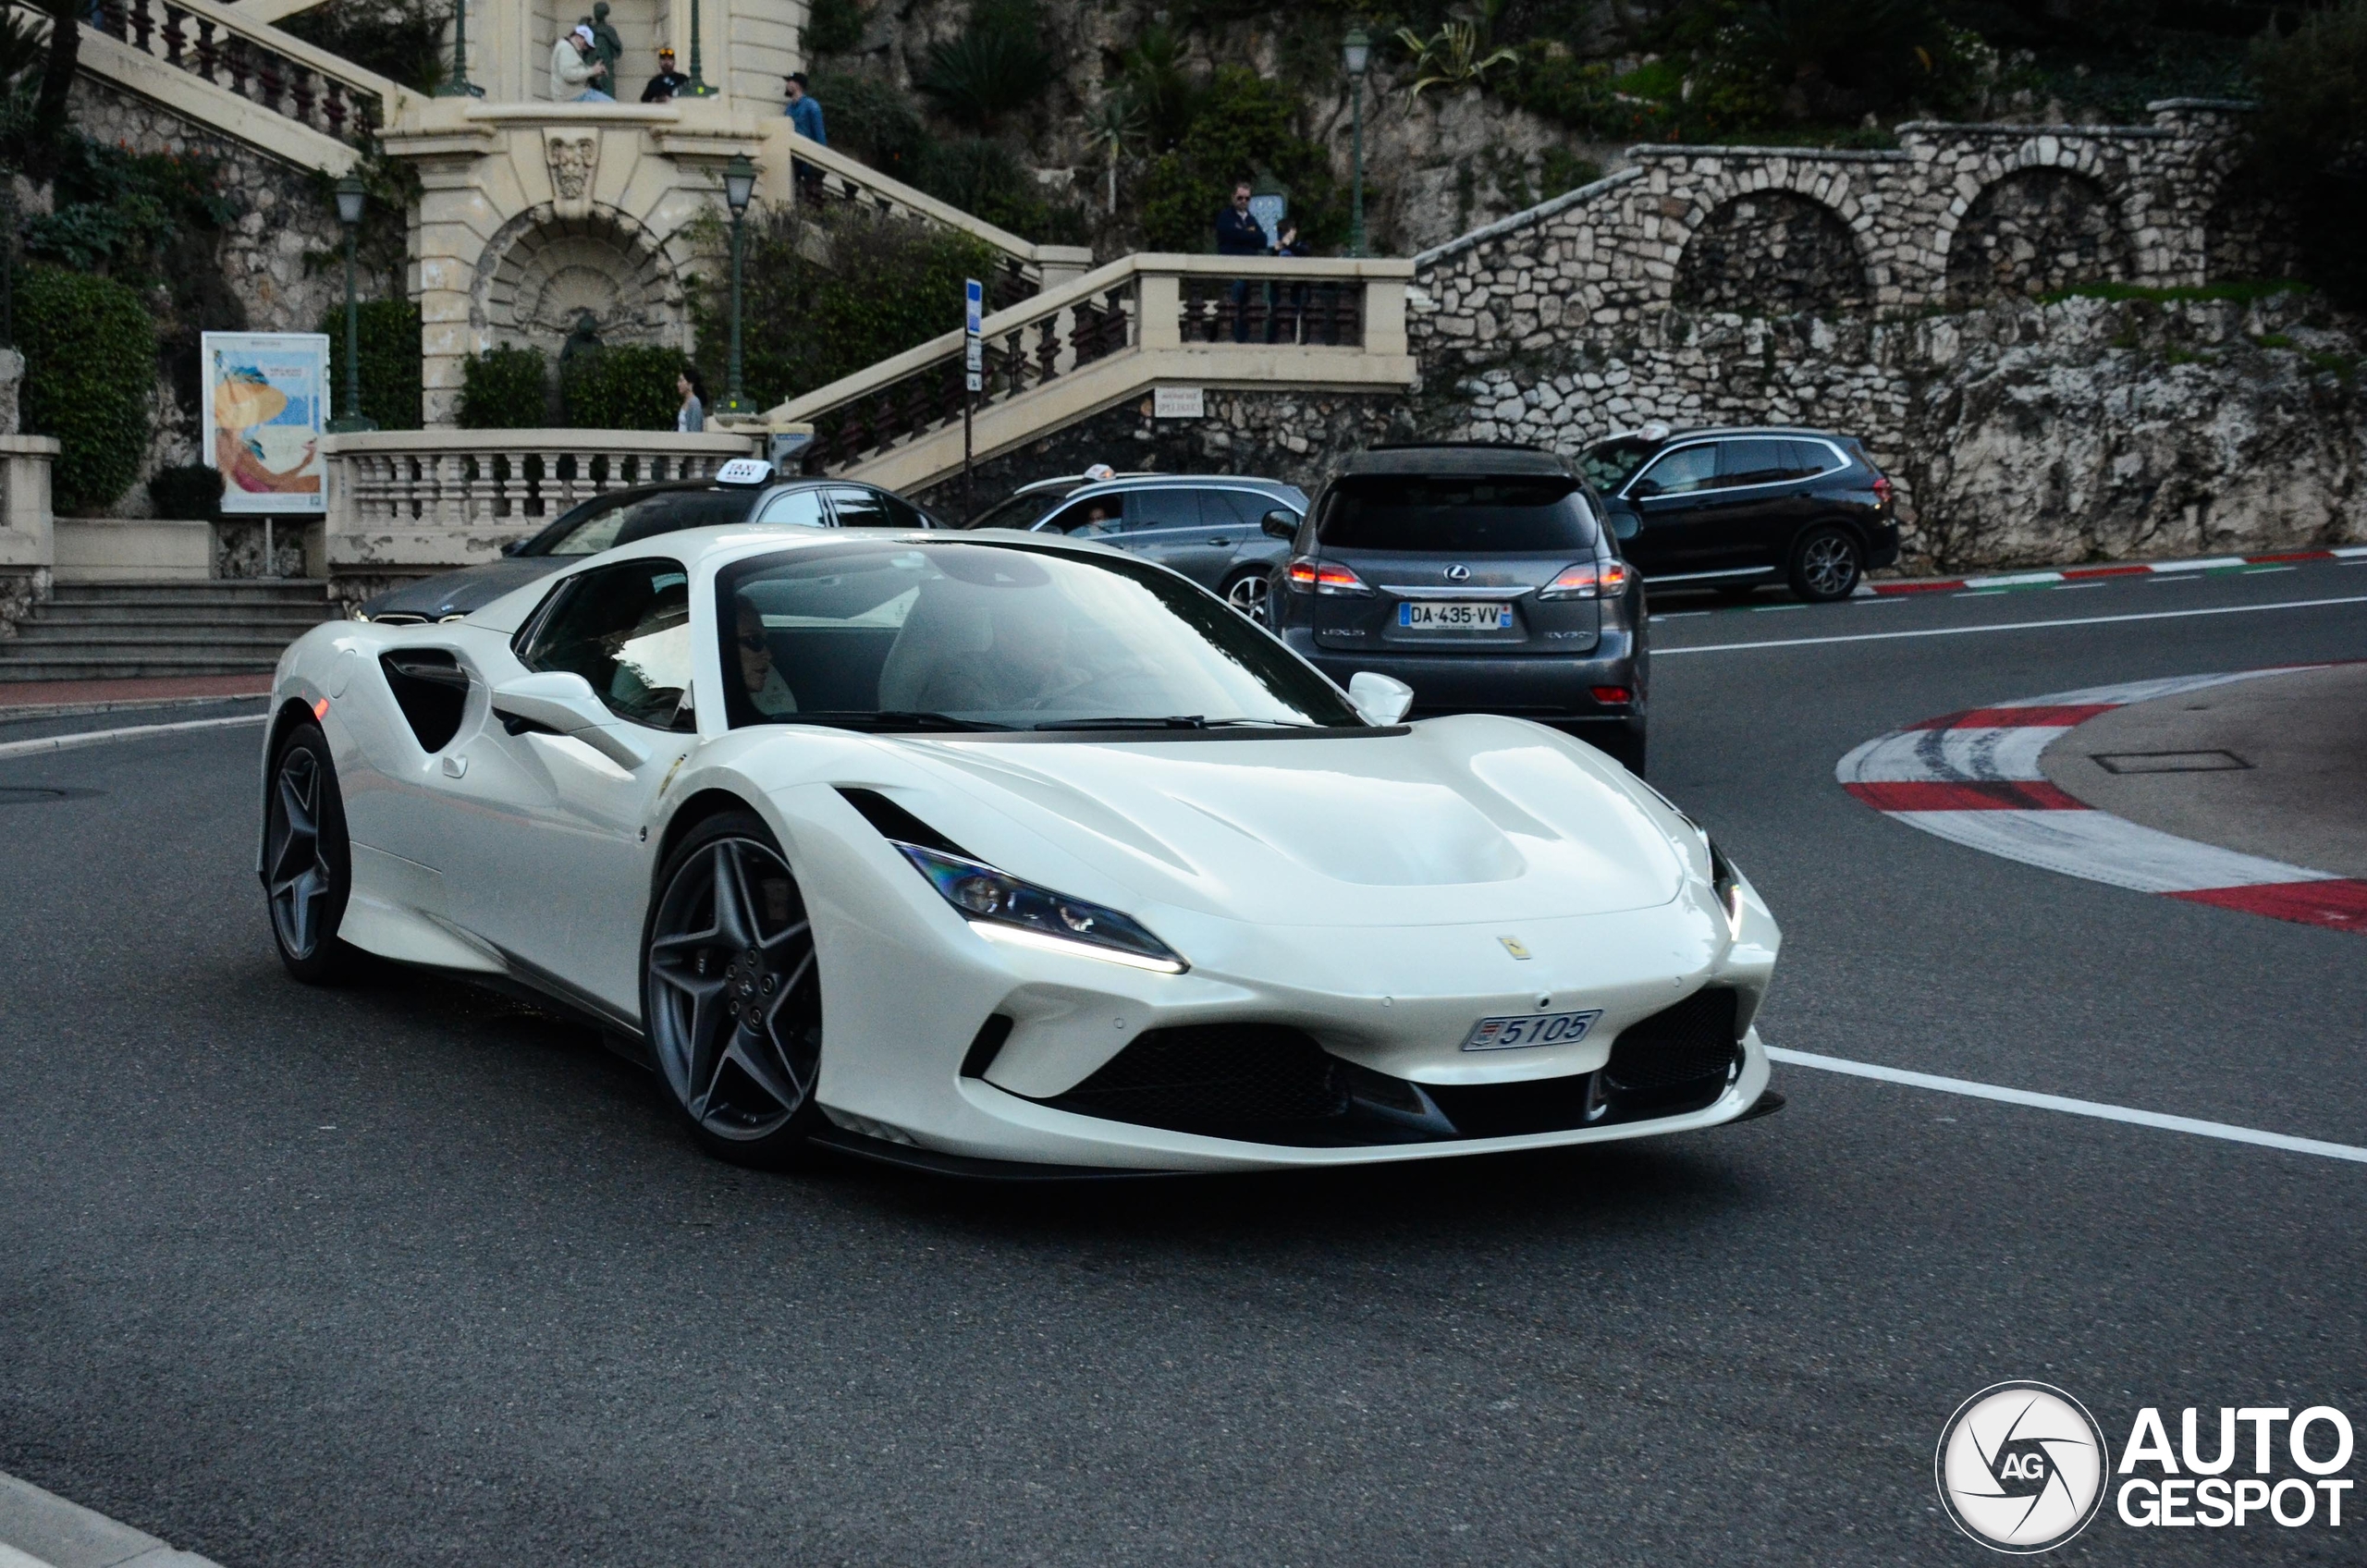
[1400,600,1513,631]
[1461,1009,1604,1051]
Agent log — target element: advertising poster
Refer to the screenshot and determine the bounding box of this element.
[202,332,329,513]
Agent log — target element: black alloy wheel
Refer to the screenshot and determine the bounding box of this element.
[642,810,826,1167]
[1788,525,1864,603]
[264,723,357,983]
[1224,568,1272,624]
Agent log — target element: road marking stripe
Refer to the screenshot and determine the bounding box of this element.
[1844,779,2088,811]
[1766,1047,2367,1165]
[1658,594,2367,655]
[0,714,265,761]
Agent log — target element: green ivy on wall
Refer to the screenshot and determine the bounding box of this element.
[319,299,425,431]
[18,264,158,515]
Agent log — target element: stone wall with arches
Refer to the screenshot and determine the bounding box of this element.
[1410,100,2255,360]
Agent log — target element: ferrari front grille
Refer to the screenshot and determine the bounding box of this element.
[1604,987,1742,1094]
[1047,1025,1349,1135]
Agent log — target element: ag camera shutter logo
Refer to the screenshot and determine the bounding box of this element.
[1936,1381,2110,1553]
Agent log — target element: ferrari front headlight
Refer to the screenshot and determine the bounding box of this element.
[892,842,1188,974]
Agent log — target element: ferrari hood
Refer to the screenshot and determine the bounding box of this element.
[880,717,1688,927]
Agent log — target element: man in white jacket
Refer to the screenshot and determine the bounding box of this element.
[551,24,613,102]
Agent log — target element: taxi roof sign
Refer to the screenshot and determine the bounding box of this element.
[715,458,775,487]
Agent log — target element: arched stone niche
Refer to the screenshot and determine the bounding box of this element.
[1674,192,1869,315]
[1945,168,2126,304]
[472,209,683,361]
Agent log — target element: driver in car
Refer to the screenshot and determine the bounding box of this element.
[735,600,800,717]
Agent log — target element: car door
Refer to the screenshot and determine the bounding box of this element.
[1709,436,1814,571]
[1619,442,1726,575]
[434,557,701,1021]
[1202,486,1296,579]
[1120,486,1230,585]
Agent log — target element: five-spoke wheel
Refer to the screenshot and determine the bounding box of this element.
[642,812,825,1166]
[264,723,355,982]
[1224,569,1271,624]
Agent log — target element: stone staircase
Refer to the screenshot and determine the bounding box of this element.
[0,581,337,681]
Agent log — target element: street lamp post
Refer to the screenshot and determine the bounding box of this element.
[685,0,713,96]
[1343,27,1370,259]
[435,0,480,97]
[327,174,375,436]
[718,154,757,420]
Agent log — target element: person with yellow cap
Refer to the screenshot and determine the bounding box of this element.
[642,44,691,102]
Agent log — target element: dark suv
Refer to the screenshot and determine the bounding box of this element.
[1269,444,1648,773]
[1578,424,1897,602]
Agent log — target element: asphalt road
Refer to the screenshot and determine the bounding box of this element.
[4,561,2364,1567]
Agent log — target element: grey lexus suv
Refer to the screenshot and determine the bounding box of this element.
[1269,444,1648,773]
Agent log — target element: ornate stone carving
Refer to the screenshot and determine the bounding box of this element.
[546,132,599,217]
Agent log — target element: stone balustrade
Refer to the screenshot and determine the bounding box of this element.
[773,253,1416,495]
[86,0,399,146]
[322,428,758,581]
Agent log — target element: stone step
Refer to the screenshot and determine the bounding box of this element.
[0,653,283,680]
[30,604,333,628]
[9,625,304,648]
[48,582,333,606]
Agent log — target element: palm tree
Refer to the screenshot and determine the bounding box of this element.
[1084,88,1145,215]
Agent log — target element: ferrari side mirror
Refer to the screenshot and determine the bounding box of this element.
[491,671,649,769]
[1260,508,1297,540]
[1347,670,1415,727]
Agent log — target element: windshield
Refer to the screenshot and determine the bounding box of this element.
[1316,475,1599,553]
[717,542,1362,731]
[532,490,754,557]
[1579,441,1655,491]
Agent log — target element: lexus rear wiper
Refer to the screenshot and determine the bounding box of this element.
[777,710,1015,732]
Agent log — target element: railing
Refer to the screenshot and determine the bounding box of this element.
[86,0,400,145]
[325,430,757,534]
[775,254,1410,476]
[765,124,1094,306]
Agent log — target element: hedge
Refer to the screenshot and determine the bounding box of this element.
[560,344,690,431]
[318,299,424,430]
[456,346,550,429]
[18,264,157,514]
[147,462,222,521]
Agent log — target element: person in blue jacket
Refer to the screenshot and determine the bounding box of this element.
[1214,179,1265,342]
[784,72,828,202]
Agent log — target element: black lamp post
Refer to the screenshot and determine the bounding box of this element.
[327,173,375,435]
[435,0,480,97]
[1343,27,1370,258]
[717,153,756,419]
[685,0,713,96]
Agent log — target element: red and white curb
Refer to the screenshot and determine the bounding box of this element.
[1864,545,2367,595]
[1836,669,2367,934]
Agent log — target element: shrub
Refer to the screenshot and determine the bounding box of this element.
[18,264,156,514]
[457,346,550,429]
[561,344,692,430]
[1139,67,1343,252]
[278,0,449,95]
[694,205,1000,410]
[20,136,238,282]
[916,0,1056,131]
[318,298,423,431]
[2248,0,2367,309]
[802,0,868,56]
[147,462,222,521]
[1117,23,1200,152]
[911,135,1090,245]
[811,68,929,182]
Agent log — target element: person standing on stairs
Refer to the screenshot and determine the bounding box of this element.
[784,73,828,202]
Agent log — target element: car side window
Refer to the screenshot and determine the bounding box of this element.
[1039,496,1119,534]
[542,494,639,556]
[1718,438,1794,488]
[1205,489,1275,529]
[1631,443,1721,497]
[754,488,830,528]
[516,558,695,731]
[1784,439,1839,479]
[828,485,926,530]
[1123,488,1202,530]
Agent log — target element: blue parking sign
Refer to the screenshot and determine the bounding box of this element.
[964,277,983,337]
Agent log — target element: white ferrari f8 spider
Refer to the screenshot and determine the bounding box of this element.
[261,527,1781,1174]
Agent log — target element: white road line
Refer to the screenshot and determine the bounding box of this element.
[0,714,265,761]
[1656,594,2367,655]
[1769,1047,2367,1165]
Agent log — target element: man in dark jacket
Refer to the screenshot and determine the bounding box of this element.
[1214,179,1264,341]
[640,45,691,101]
